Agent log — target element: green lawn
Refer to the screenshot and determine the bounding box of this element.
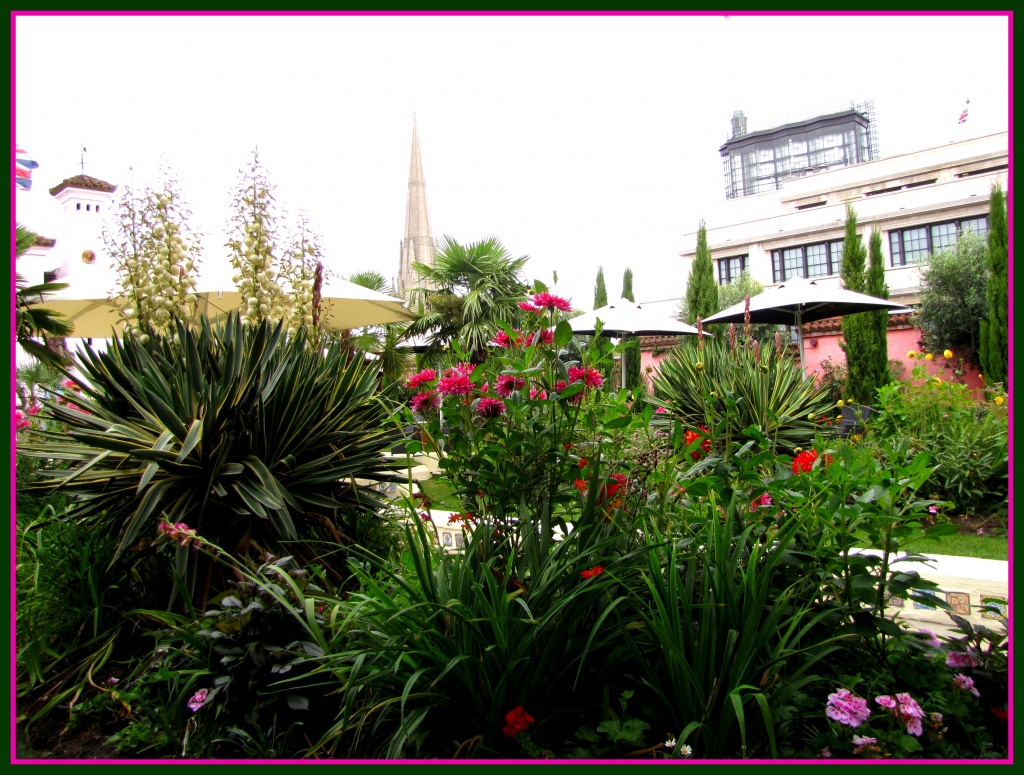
[418,476,463,511]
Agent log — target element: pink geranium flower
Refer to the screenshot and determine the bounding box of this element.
[825,688,871,728]
[953,673,981,697]
[946,652,978,669]
[187,688,209,712]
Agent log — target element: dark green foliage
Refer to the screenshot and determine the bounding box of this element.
[651,336,833,455]
[683,221,719,324]
[979,183,1008,385]
[862,227,891,401]
[838,205,874,404]
[714,271,780,342]
[593,265,608,309]
[410,235,532,363]
[16,223,73,368]
[914,232,988,367]
[20,315,399,601]
[620,267,641,392]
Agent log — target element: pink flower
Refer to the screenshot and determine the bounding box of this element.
[187,688,209,712]
[518,301,543,314]
[405,369,437,389]
[492,330,516,348]
[825,688,871,728]
[917,629,942,648]
[63,379,80,391]
[946,652,978,669]
[531,292,572,312]
[554,380,569,393]
[567,366,604,389]
[157,521,202,550]
[851,735,876,746]
[889,692,926,736]
[928,505,938,515]
[15,410,32,432]
[655,406,667,414]
[821,747,831,758]
[749,492,772,512]
[453,362,476,376]
[410,390,441,413]
[529,388,547,400]
[476,397,507,418]
[534,328,555,345]
[876,695,897,709]
[27,404,40,416]
[437,373,474,396]
[495,374,526,398]
[953,673,981,697]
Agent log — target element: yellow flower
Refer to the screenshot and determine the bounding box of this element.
[837,400,845,408]
[836,414,843,422]
[925,353,934,361]
[794,447,803,454]
[906,351,916,359]
[943,349,953,359]
[808,413,816,421]
[932,378,942,387]
[995,396,1005,405]
[695,362,705,372]
[852,434,862,442]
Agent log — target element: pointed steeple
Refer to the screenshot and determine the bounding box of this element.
[398,117,436,293]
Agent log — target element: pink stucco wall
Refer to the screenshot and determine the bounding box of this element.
[799,327,984,394]
[641,326,985,396]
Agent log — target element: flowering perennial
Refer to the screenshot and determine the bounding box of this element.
[945,652,978,669]
[580,565,605,579]
[876,692,926,736]
[683,428,712,461]
[567,365,604,389]
[476,397,507,418]
[530,292,572,312]
[410,391,441,414]
[405,369,437,389]
[825,688,871,728]
[495,374,527,397]
[952,673,981,697]
[187,688,209,712]
[158,521,202,550]
[437,372,474,396]
[501,706,535,738]
[791,449,820,473]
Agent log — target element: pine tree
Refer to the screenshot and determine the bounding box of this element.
[594,266,608,309]
[621,268,641,392]
[979,183,1008,385]
[838,204,871,404]
[864,226,891,396]
[683,220,719,324]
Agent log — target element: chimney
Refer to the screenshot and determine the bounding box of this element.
[730,110,748,138]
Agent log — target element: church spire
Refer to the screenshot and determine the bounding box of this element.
[398,117,436,293]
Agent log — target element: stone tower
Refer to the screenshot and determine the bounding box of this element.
[397,118,436,293]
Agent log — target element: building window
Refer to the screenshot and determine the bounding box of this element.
[717,255,748,285]
[889,215,989,266]
[95,205,100,212]
[771,239,844,283]
[86,204,91,211]
[76,203,81,211]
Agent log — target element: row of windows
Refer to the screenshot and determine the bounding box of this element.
[75,203,100,212]
[889,216,988,266]
[716,214,990,284]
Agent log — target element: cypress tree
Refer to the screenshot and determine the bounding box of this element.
[979,183,1008,385]
[594,266,608,309]
[838,204,871,403]
[621,268,641,393]
[864,226,891,396]
[683,220,719,324]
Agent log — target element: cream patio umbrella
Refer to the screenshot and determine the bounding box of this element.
[569,298,706,388]
[701,278,911,371]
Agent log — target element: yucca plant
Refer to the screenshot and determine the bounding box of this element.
[20,314,401,603]
[651,336,832,455]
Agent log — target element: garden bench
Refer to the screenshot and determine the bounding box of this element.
[831,404,872,438]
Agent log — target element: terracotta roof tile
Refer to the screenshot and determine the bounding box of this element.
[48,174,118,196]
[801,312,915,335]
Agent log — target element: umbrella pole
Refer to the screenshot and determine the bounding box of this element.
[795,308,806,373]
[620,332,627,393]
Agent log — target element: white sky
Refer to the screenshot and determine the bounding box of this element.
[14,12,1011,311]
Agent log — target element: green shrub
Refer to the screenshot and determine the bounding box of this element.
[870,367,1008,518]
[651,336,833,455]
[20,314,401,605]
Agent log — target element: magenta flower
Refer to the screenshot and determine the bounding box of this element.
[529,388,547,400]
[15,410,32,432]
[518,301,543,314]
[554,380,569,393]
[405,369,437,389]
[187,688,209,712]
[946,652,978,669]
[492,330,515,348]
[531,292,572,312]
[887,692,926,736]
[476,397,507,418]
[953,673,981,697]
[917,629,943,648]
[437,373,474,396]
[453,362,476,376]
[655,406,667,414]
[27,404,40,416]
[567,366,604,389]
[876,695,897,709]
[495,374,526,398]
[410,390,441,414]
[523,328,554,346]
[825,688,871,728]
[157,521,202,550]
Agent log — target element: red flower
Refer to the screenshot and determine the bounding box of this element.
[476,397,507,418]
[603,473,627,499]
[683,428,712,460]
[495,374,526,397]
[410,390,441,413]
[438,373,474,396]
[448,512,476,525]
[580,565,605,579]
[991,707,1008,721]
[574,478,589,493]
[568,365,604,389]
[578,458,588,468]
[502,706,535,738]
[791,449,819,474]
[531,292,572,312]
[405,369,437,389]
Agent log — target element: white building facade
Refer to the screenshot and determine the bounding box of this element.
[680,131,1008,306]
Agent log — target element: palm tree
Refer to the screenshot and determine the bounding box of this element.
[346,270,416,385]
[15,223,73,368]
[409,235,531,363]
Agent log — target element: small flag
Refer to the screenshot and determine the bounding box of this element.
[16,145,39,191]
[958,98,970,125]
